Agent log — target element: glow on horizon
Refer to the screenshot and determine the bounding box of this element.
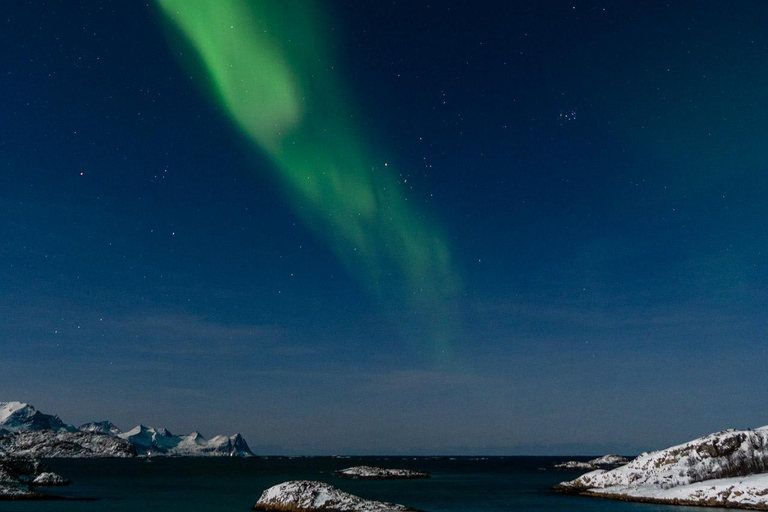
[155,0,459,349]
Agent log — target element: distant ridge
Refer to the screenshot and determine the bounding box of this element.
[0,401,253,457]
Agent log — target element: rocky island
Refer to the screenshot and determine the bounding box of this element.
[555,425,768,510]
[553,454,630,470]
[337,466,430,480]
[253,481,425,512]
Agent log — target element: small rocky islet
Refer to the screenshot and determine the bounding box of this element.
[337,466,430,480]
[552,454,630,471]
[254,480,424,512]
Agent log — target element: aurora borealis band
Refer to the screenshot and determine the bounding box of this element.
[155,0,458,330]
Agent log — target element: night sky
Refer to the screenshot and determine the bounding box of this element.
[2,1,767,455]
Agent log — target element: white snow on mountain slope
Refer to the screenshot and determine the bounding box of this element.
[0,402,76,434]
[254,481,422,512]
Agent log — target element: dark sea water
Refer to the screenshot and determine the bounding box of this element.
[4,457,706,512]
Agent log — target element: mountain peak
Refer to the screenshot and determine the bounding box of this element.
[0,401,77,434]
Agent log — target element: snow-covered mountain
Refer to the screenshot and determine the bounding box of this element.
[79,421,122,436]
[0,401,254,458]
[118,425,253,456]
[556,425,768,509]
[0,402,77,435]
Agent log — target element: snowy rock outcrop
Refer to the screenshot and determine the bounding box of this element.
[118,425,253,457]
[556,425,768,509]
[553,454,629,470]
[31,472,70,486]
[337,466,430,479]
[0,430,136,458]
[253,481,424,512]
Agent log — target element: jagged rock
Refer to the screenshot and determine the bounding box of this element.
[0,430,137,458]
[337,466,429,480]
[555,425,768,509]
[253,480,425,512]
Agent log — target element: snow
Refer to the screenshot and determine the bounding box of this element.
[0,403,27,425]
[588,473,768,509]
[557,425,768,509]
[255,481,421,512]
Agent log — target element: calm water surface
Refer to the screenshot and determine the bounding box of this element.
[3,457,713,512]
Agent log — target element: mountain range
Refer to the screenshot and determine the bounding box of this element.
[0,401,253,457]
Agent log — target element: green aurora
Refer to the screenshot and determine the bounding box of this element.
[155,0,459,346]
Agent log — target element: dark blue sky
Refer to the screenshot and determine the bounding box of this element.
[2,0,767,455]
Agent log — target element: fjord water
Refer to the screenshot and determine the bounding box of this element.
[5,457,680,512]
